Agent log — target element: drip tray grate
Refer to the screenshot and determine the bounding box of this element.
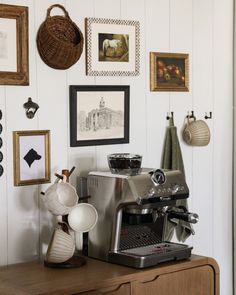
[121,242,188,257]
[120,225,162,250]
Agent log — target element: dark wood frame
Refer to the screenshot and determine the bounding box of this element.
[70,85,130,147]
[13,130,51,186]
[0,4,29,85]
[150,52,189,91]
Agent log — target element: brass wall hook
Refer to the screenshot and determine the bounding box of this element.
[23,97,39,119]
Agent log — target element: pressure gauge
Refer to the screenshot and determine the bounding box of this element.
[151,169,166,185]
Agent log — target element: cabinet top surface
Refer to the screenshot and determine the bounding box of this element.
[0,255,218,295]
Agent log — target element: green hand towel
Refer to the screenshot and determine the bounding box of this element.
[161,117,194,242]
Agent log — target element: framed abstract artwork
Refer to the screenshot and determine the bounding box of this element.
[150,52,189,91]
[13,130,50,186]
[70,85,130,146]
[0,4,29,85]
[85,17,140,76]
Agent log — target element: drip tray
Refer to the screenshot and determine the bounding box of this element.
[109,242,192,268]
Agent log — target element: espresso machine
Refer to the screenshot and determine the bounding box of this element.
[87,168,198,268]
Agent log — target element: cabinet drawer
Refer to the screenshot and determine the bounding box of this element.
[74,282,131,295]
[134,265,215,295]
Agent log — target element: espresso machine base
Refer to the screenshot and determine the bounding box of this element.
[87,169,198,269]
[109,242,193,268]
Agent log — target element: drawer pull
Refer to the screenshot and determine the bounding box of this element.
[139,274,160,284]
[98,283,126,293]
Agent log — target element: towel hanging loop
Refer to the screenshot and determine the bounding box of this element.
[166,111,174,120]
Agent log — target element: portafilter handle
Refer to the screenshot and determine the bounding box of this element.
[168,211,199,224]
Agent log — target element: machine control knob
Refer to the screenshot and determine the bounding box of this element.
[151,169,166,185]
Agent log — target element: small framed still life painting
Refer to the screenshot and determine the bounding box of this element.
[13,130,50,186]
[150,52,189,92]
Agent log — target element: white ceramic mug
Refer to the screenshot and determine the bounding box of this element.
[68,203,98,250]
[45,224,75,263]
[43,175,79,216]
[182,117,210,146]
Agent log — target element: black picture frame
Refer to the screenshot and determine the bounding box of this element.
[70,85,130,147]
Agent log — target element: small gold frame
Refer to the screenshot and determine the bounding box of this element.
[13,130,50,186]
[150,52,189,92]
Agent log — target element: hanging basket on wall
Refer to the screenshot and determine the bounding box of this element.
[36,4,84,70]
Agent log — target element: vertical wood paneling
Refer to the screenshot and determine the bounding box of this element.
[0,0,233,293]
[191,0,214,256]
[93,0,124,170]
[4,0,40,264]
[169,0,194,246]
[34,0,69,258]
[213,0,233,294]
[145,0,170,168]
[120,0,147,166]
[66,0,97,189]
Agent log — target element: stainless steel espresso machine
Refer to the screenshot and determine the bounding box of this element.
[87,168,198,268]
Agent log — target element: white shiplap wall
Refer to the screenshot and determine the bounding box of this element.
[0,0,233,294]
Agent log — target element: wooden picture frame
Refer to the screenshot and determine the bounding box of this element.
[0,4,29,85]
[13,130,50,186]
[150,52,189,91]
[70,85,130,146]
[85,17,140,76]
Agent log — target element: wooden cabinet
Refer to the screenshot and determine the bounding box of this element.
[0,255,219,295]
[133,265,215,295]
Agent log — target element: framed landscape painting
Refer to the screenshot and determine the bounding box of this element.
[69,85,130,146]
[150,52,189,91]
[85,17,140,76]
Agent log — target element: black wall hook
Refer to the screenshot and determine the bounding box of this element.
[187,110,195,119]
[204,112,212,119]
[166,111,174,120]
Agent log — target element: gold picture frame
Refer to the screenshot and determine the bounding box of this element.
[0,4,29,85]
[13,130,50,186]
[150,52,189,91]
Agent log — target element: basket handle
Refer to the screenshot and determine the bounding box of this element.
[47,4,70,19]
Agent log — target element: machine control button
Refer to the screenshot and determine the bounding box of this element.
[157,188,162,194]
[147,188,155,198]
[162,188,166,194]
[171,184,180,194]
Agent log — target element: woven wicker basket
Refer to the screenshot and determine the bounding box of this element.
[37,4,84,69]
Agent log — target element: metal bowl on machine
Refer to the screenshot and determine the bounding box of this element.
[107,153,142,176]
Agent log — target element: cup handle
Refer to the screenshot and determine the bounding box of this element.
[75,232,83,250]
[58,221,70,234]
